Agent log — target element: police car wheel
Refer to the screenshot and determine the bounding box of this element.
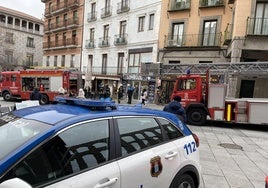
[170,174,195,188]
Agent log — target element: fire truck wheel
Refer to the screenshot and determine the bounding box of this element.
[187,108,206,126]
[40,94,49,105]
[3,92,11,101]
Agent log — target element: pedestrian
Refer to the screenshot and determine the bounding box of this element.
[77,88,85,98]
[163,96,187,122]
[117,85,123,103]
[30,88,42,101]
[141,88,147,105]
[127,84,134,104]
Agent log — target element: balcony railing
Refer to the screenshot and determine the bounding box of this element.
[165,33,222,47]
[117,0,130,14]
[44,19,78,32]
[223,23,233,45]
[85,40,95,49]
[169,0,191,11]
[199,0,225,7]
[43,38,78,49]
[101,6,112,18]
[98,37,110,47]
[91,66,127,75]
[87,12,97,22]
[114,34,128,45]
[246,17,268,36]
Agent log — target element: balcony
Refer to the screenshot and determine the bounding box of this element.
[117,0,130,14]
[43,38,78,50]
[85,40,95,49]
[98,37,110,47]
[51,2,68,14]
[169,0,191,11]
[114,34,128,46]
[223,23,233,45]
[101,6,112,19]
[246,17,268,36]
[87,12,97,22]
[92,66,127,76]
[165,33,222,48]
[199,0,225,8]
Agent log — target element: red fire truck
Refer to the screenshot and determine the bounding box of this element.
[0,68,82,104]
[167,62,268,126]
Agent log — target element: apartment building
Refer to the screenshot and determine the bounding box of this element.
[225,0,268,62]
[0,6,43,71]
[82,0,161,100]
[158,0,268,102]
[42,0,84,68]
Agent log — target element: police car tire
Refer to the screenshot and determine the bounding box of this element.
[170,174,195,188]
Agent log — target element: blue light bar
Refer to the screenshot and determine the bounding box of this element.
[54,96,117,110]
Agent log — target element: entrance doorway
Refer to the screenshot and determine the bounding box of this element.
[239,80,255,98]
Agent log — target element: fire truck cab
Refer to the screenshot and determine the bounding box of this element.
[0,69,82,104]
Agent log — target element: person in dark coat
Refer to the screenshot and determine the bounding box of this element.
[127,84,134,104]
[163,96,187,122]
[30,88,42,101]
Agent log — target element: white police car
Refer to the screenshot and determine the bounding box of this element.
[0,96,201,188]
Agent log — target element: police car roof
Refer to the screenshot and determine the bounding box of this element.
[12,96,173,126]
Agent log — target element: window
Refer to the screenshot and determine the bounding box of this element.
[35,24,40,31]
[28,22,33,30]
[91,2,96,19]
[118,53,124,74]
[26,37,34,48]
[61,55,65,67]
[157,118,183,140]
[117,117,163,156]
[3,120,110,187]
[5,50,13,64]
[202,20,217,46]
[64,14,68,24]
[26,54,34,67]
[90,28,95,42]
[5,32,13,44]
[128,54,140,73]
[73,10,78,21]
[149,14,154,30]
[254,2,268,35]
[46,56,50,66]
[120,21,126,37]
[70,55,75,67]
[54,56,58,67]
[104,25,109,40]
[7,16,13,25]
[138,16,145,32]
[177,78,197,90]
[102,54,107,74]
[56,16,60,26]
[172,23,184,46]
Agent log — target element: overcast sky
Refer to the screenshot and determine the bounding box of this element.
[0,0,45,19]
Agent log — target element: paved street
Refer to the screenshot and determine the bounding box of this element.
[1,98,268,188]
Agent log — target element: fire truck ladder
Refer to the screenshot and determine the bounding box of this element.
[161,62,268,75]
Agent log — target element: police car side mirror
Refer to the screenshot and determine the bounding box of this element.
[0,178,32,188]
